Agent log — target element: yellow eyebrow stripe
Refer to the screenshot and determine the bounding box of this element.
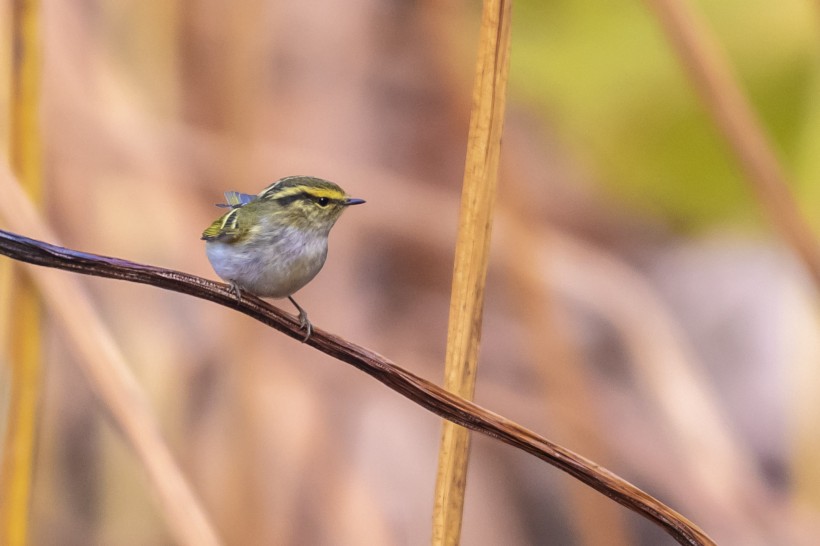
[302,187,347,200]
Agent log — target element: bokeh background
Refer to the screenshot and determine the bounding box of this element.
[2,0,820,544]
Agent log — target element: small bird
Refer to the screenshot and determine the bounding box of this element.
[202,175,365,340]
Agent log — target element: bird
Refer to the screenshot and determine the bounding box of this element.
[202,175,365,340]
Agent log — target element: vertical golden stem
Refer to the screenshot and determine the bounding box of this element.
[0,0,14,353]
[1,1,43,545]
[431,1,512,544]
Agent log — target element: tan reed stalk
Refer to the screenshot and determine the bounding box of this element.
[432,1,512,544]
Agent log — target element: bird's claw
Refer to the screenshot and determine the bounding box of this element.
[229,281,242,300]
[297,310,313,342]
[288,296,312,342]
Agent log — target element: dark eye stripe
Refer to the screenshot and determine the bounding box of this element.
[275,192,342,207]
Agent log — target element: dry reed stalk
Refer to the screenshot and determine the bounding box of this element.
[0,0,10,356]
[1,2,43,544]
[432,1,512,544]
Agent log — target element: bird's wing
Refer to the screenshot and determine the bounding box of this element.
[201,208,242,241]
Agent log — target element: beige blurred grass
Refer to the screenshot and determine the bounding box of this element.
[0,163,221,546]
[500,172,632,543]
[0,0,817,544]
[645,0,820,289]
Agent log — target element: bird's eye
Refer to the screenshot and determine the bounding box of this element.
[317,197,330,207]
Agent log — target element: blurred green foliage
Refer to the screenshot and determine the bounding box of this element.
[510,0,818,232]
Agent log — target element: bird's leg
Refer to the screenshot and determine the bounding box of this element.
[288,296,312,342]
[229,281,243,300]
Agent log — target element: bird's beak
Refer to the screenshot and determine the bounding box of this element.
[345,197,366,206]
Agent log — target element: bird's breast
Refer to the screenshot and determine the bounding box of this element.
[205,227,329,298]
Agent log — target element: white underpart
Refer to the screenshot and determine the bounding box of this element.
[206,224,329,299]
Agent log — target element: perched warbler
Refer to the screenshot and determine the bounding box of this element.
[202,175,365,340]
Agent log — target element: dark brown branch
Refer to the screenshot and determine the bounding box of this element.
[0,229,715,546]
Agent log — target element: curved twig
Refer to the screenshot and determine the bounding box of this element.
[0,229,715,546]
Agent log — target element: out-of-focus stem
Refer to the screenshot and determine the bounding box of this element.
[1,2,43,544]
[645,0,820,287]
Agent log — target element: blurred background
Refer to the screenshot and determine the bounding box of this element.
[2,0,820,544]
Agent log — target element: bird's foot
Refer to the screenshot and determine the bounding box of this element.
[288,296,312,342]
[229,281,243,301]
